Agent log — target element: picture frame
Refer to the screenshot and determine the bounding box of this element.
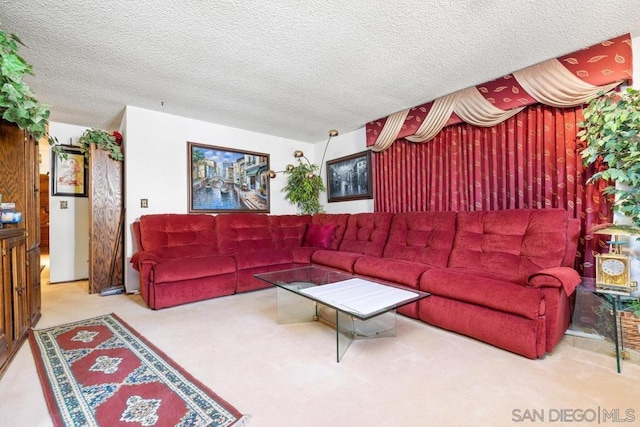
[326,150,373,203]
[188,142,270,213]
[51,145,87,197]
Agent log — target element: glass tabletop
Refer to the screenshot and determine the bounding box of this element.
[255,265,430,321]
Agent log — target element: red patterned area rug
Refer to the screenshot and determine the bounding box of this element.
[29,313,248,427]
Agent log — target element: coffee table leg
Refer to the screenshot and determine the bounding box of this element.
[276,287,317,324]
[336,311,355,362]
[335,310,398,362]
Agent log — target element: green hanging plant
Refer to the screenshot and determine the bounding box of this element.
[1,29,48,138]
[78,128,124,161]
[281,158,325,214]
[577,87,640,229]
[0,26,67,157]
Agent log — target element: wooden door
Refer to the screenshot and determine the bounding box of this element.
[88,145,123,293]
[27,247,41,326]
[0,231,12,369]
[39,174,49,253]
[5,231,27,349]
[24,134,40,250]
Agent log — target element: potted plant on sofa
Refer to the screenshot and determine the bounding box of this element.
[578,87,640,228]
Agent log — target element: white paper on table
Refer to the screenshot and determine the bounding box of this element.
[299,278,418,315]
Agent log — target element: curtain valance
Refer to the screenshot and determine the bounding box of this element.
[366,34,632,152]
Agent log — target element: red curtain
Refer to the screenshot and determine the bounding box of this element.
[373,104,611,276]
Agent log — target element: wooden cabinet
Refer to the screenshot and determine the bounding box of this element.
[0,229,29,372]
[88,144,123,294]
[0,119,41,376]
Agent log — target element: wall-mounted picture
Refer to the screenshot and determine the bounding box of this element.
[188,142,270,213]
[326,150,373,203]
[52,145,87,197]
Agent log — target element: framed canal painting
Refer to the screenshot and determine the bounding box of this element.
[326,150,373,203]
[188,142,270,213]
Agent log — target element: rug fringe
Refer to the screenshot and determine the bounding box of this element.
[234,414,252,426]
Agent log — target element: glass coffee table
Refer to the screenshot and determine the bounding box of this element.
[255,265,430,362]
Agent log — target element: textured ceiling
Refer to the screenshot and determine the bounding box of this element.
[2,1,640,143]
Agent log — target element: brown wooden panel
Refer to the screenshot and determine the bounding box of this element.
[0,119,40,376]
[27,247,41,326]
[0,121,26,221]
[24,135,40,249]
[89,146,123,293]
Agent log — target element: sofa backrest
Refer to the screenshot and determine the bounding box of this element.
[268,214,312,248]
[216,213,274,254]
[338,212,394,256]
[448,209,574,278]
[311,213,350,250]
[562,218,581,268]
[138,214,218,252]
[383,211,457,267]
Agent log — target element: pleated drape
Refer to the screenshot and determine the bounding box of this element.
[373,104,611,276]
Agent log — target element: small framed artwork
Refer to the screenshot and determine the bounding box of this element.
[51,145,87,197]
[326,150,373,203]
[188,142,270,213]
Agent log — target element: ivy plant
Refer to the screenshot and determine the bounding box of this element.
[281,158,325,214]
[578,87,640,228]
[1,30,48,137]
[0,27,69,157]
[78,128,124,161]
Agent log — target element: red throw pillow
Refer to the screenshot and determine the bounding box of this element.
[303,223,336,248]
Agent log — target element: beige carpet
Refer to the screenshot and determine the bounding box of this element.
[1,260,639,427]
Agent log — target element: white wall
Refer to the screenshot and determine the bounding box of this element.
[316,126,374,214]
[47,122,90,283]
[122,106,371,292]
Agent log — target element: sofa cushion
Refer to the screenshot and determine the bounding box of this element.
[268,214,312,248]
[338,212,394,256]
[152,255,236,283]
[216,213,275,254]
[152,244,220,260]
[311,213,350,250]
[447,209,570,278]
[354,256,430,287]
[383,211,457,267]
[562,218,581,267]
[234,249,294,270]
[139,214,218,252]
[303,223,336,248]
[420,268,544,320]
[311,250,363,273]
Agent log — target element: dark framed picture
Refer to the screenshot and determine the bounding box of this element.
[51,145,87,197]
[188,142,270,213]
[326,150,373,203]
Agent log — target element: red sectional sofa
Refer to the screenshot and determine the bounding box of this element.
[130,209,581,359]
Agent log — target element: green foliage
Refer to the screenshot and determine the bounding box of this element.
[281,159,325,214]
[78,129,124,161]
[628,299,640,318]
[0,27,67,158]
[577,87,640,228]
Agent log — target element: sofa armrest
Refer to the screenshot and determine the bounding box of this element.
[130,251,162,271]
[527,267,581,295]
